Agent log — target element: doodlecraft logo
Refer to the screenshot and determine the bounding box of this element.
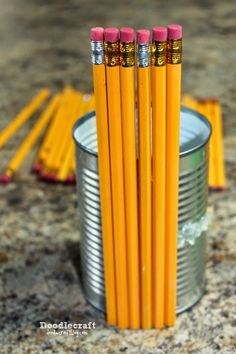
[39,321,96,337]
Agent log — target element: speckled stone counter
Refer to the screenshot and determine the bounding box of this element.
[0,0,236,353]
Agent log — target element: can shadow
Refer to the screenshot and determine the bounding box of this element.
[65,240,83,285]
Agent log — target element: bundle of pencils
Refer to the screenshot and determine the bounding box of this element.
[0,87,94,184]
[182,94,226,191]
[90,25,182,329]
[33,87,95,183]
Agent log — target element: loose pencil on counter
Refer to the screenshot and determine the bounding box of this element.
[53,91,82,179]
[56,93,83,182]
[34,86,72,177]
[182,95,226,191]
[212,100,226,190]
[91,27,117,325]
[182,94,197,111]
[56,94,94,182]
[0,94,60,183]
[0,88,50,149]
[104,27,129,328]
[204,101,216,189]
[137,29,152,329]
[41,87,75,181]
[151,26,167,329]
[165,24,182,326]
[32,87,72,174]
[120,27,140,329]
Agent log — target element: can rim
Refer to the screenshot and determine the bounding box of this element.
[73,107,212,158]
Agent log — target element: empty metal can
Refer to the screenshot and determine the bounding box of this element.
[73,107,211,315]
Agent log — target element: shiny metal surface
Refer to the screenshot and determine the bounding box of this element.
[73,107,211,315]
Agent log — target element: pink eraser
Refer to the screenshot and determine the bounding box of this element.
[120,27,134,42]
[66,175,76,185]
[38,171,48,181]
[136,29,150,44]
[90,27,104,41]
[39,171,56,182]
[0,174,10,184]
[167,24,182,40]
[104,28,119,42]
[216,187,225,192]
[32,163,42,174]
[152,27,167,42]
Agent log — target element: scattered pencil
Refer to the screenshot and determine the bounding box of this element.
[0,87,94,184]
[0,88,50,149]
[182,94,226,190]
[0,94,60,183]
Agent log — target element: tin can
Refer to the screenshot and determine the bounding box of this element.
[73,107,211,314]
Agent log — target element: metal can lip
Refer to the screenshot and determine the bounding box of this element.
[180,106,212,157]
[73,110,97,158]
[73,107,212,159]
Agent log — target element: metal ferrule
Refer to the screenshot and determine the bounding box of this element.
[167,38,182,64]
[91,41,104,65]
[120,42,135,67]
[151,41,167,67]
[137,43,150,68]
[104,41,119,66]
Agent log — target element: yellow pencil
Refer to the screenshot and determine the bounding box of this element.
[0,94,60,183]
[56,92,83,173]
[205,100,218,189]
[137,29,152,329]
[91,27,117,325]
[182,94,197,111]
[196,100,205,116]
[120,27,140,329]
[213,100,226,189]
[0,88,50,149]
[41,88,75,178]
[165,24,182,326]
[57,140,74,182]
[34,86,72,172]
[57,94,87,182]
[151,26,167,329]
[104,27,129,328]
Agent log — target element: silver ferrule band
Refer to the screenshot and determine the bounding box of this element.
[91,41,104,65]
[137,43,150,68]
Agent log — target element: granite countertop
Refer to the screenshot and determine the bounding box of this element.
[0,0,236,353]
